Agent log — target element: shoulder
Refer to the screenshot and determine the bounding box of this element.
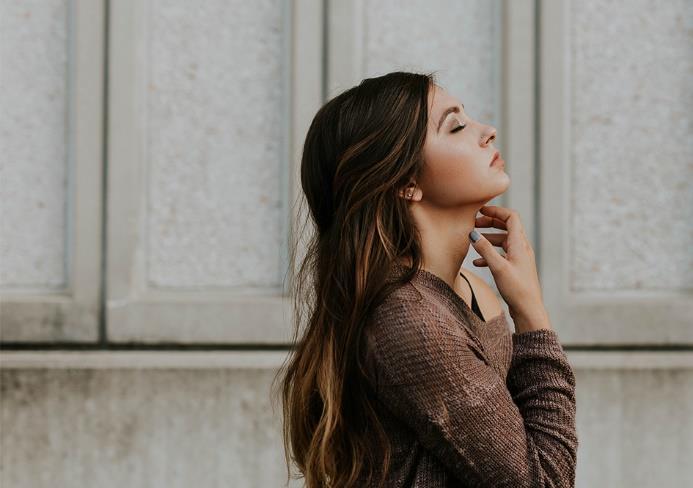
[367,281,426,329]
[459,267,504,319]
[364,284,485,386]
[366,282,469,347]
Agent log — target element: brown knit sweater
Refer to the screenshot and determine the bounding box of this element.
[360,263,578,487]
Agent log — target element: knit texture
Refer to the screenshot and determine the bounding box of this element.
[360,263,578,487]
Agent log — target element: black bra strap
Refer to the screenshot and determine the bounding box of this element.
[458,271,484,321]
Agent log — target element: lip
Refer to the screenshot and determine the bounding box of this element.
[489,151,504,167]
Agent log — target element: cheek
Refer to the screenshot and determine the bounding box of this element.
[421,143,489,204]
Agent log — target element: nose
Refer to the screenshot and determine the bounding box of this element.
[482,127,497,146]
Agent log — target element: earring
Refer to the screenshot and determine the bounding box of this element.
[407,189,414,198]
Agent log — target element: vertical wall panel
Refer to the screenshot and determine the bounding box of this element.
[0,0,69,289]
[569,0,693,292]
[0,0,104,342]
[539,0,692,345]
[107,0,321,343]
[144,0,287,289]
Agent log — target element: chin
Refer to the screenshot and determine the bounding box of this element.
[496,173,511,191]
[489,177,510,199]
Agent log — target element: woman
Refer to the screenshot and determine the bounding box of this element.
[273,71,577,487]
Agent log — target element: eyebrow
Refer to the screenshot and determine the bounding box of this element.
[436,103,465,133]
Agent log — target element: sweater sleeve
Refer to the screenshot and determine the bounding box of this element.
[366,301,578,487]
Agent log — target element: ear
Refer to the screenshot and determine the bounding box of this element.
[398,183,422,201]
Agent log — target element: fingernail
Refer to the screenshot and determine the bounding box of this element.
[469,230,480,242]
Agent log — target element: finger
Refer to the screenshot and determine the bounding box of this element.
[479,205,527,248]
[472,257,487,267]
[479,205,524,242]
[468,230,506,271]
[480,232,507,247]
[474,214,507,230]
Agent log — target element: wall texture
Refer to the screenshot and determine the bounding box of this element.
[2,355,693,487]
[569,0,692,291]
[1,366,302,487]
[144,0,287,288]
[0,0,69,288]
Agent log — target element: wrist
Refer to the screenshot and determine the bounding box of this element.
[512,307,552,333]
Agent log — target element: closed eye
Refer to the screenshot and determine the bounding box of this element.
[451,124,466,133]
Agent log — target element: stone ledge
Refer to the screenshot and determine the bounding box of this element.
[1,350,692,370]
[0,350,292,369]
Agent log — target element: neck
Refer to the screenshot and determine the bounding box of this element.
[399,202,483,290]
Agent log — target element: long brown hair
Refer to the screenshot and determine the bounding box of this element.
[271,71,436,487]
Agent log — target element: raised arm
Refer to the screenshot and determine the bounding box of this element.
[366,299,578,487]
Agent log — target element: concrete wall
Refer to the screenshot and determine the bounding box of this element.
[2,351,692,487]
[1,362,299,487]
[574,363,693,487]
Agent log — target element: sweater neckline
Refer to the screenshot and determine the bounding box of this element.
[392,262,505,326]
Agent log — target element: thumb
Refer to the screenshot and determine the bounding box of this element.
[469,230,505,271]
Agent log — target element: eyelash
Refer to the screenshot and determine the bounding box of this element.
[450,124,466,133]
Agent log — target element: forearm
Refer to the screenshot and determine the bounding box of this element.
[506,328,578,486]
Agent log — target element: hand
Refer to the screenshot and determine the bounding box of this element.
[468,205,551,333]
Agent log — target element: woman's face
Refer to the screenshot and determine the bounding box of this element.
[417,84,510,207]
